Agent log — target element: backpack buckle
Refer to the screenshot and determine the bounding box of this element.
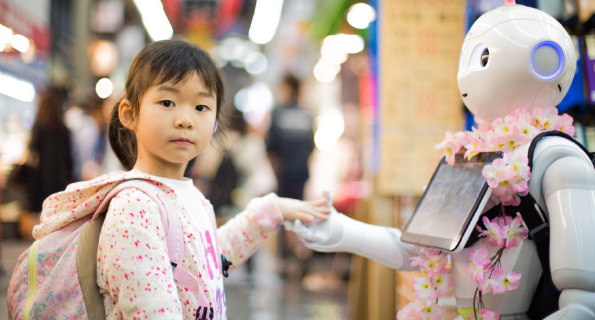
[221,254,232,278]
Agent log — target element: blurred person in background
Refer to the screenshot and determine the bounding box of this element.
[79,96,125,179]
[64,95,100,181]
[266,73,315,277]
[232,111,277,208]
[206,110,276,217]
[26,87,74,218]
[81,95,108,180]
[267,73,314,200]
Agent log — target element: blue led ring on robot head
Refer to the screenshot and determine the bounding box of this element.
[530,41,565,81]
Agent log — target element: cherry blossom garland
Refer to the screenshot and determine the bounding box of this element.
[397,248,452,320]
[435,107,574,206]
[397,107,573,319]
[465,208,529,319]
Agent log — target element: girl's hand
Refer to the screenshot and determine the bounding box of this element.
[276,197,331,223]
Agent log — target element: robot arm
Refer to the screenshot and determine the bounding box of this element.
[541,156,595,319]
[286,206,419,271]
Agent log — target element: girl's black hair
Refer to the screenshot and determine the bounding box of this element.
[108,39,226,170]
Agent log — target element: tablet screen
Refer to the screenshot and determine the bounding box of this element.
[401,152,501,251]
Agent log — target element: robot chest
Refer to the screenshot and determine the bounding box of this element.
[450,239,542,314]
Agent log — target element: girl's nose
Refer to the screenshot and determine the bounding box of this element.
[174,110,194,129]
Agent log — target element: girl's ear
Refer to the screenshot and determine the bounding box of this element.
[119,99,136,130]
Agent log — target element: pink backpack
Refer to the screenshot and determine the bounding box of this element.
[8,179,216,320]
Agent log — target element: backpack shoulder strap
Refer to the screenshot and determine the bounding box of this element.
[77,210,107,320]
[92,180,184,267]
[527,130,590,169]
[522,131,587,318]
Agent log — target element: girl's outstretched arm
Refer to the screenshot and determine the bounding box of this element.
[216,194,330,272]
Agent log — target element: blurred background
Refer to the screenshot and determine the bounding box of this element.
[1,0,595,319]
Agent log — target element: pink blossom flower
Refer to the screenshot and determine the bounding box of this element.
[479,276,494,294]
[486,165,520,197]
[465,308,501,320]
[476,117,492,132]
[468,126,485,140]
[490,267,522,294]
[410,255,430,269]
[411,250,448,274]
[482,158,515,188]
[464,128,493,160]
[427,254,448,273]
[413,277,438,302]
[492,115,517,135]
[465,308,502,320]
[481,130,500,152]
[431,267,453,296]
[484,152,529,205]
[532,107,559,130]
[465,247,491,284]
[516,114,539,140]
[555,113,575,136]
[510,178,529,195]
[498,215,529,248]
[476,216,505,247]
[420,268,432,279]
[493,174,520,196]
[435,131,465,166]
[495,126,531,153]
[509,107,533,122]
[502,152,530,181]
[419,303,442,320]
[479,309,501,320]
[397,300,423,320]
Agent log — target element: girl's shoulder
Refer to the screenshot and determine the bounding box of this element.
[109,186,160,209]
[65,169,170,189]
[103,187,167,237]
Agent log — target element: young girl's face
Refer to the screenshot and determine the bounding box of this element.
[129,72,217,177]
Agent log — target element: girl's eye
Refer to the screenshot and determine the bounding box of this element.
[160,100,174,108]
[196,105,209,112]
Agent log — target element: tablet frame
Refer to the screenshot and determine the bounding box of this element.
[401,152,501,253]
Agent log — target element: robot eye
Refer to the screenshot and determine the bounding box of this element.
[468,43,489,70]
[530,41,564,81]
[481,49,489,67]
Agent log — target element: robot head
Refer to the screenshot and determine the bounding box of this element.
[457,2,576,122]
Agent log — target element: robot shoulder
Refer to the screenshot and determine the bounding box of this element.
[527,132,594,210]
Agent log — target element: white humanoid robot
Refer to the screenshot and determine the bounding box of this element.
[289,2,595,319]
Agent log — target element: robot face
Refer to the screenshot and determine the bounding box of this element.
[457,5,576,122]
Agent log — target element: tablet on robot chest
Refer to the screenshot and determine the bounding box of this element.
[401,152,501,252]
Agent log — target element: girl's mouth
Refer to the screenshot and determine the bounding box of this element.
[171,139,193,146]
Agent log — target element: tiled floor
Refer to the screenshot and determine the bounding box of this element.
[224,248,349,320]
[0,239,349,320]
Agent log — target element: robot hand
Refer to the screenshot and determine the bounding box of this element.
[283,202,348,252]
[284,192,419,271]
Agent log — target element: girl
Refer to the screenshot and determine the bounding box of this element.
[66,39,328,319]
